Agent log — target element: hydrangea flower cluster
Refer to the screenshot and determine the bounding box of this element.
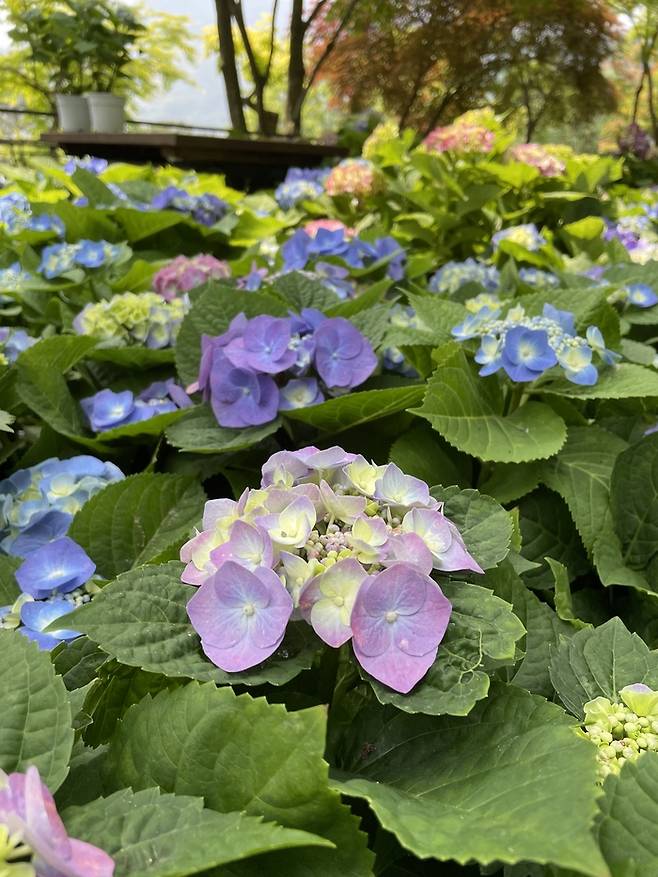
[0,328,36,365]
[0,536,99,650]
[582,684,658,780]
[492,223,546,252]
[38,240,127,279]
[324,159,380,198]
[362,120,400,159]
[82,379,192,433]
[603,216,658,264]
[182,446,482,692]
[0,456,123,556]
[0,766,114,876]
[0,193,65,237]
[151,187,229,226]
[64,155,109,175]
[274,168,328,209]
[304,218,355,238]
[73,291,188,349]
[191,311,377,428]
[429,258,500,295]
[518,267,560,289]
[508,143,566,177]
[452,301,618,385]
[153,254,231,301]
[610,282,658,309]
[0,262,33,299]
[422,123,494,154]
[281,227,405,283]
[618,123,653,160]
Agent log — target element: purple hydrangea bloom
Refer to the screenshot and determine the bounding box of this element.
[64,155,109,175]
[501,327,557,382]
[187,560,293,671]
[224,316,296,374]
[210,360,280,427]
[0,766,115,876]
[19,597,80,650]
[313,317,377,389]
[351,563,452,693]
[16,536,95,599]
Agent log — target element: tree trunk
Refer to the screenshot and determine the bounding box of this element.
[632,70,646,126]
[214,0,247,134]
[647,61,658,142]
[286,0,306,135]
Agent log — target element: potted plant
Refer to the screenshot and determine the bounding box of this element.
[82,1,144,134]
[8,3,92,132]
[7,0,144,134]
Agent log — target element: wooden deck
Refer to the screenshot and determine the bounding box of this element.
[40,131,347,188]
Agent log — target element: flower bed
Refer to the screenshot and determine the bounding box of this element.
[1,121,658,876]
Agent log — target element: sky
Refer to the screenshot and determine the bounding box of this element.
[132,0,293,128]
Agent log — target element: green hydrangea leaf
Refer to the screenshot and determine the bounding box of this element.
[549,617,658,719]
[540,363,658,400]
[333,683,607,876]
[62,787,331,877]
[540,425,627,555]
[283,385,424,434]
[0,630,73,791]
[432,484,513,569]
[609,433,658,571]
[69,474,206,578]
[412,343,567,463]
[165,405,281,453]
[104,683,373,877]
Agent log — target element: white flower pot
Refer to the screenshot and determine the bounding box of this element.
[86,92,126,134]
[55,94,90,132]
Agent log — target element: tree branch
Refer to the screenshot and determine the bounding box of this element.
[264,0,279,83]
[305,0,331,30]
[304,0,362,93]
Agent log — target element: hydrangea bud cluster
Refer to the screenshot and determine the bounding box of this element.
[81,379,192,433]
[508,143,566,177]
[0,328,35,365]
[274,168,328,209]
[281,227,405,282]
[492,223,546,252]
[150,186,229,226]
[73,291,188,349]
[582,684,658,780]
[182,446,483,692]
[191,310,377,428]
[0,536,99,650]
[153,254,231,301]
[38,240,128,279]
[429,258,500,295]
[0,193,65,237]
[0,766,114,876]
[64,155,109,175]
[452,301,619,385]
[324,159,381,198]
[422,123,494,154]
[0,456,124,556]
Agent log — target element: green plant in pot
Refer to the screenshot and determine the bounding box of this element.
[7,0,144,134]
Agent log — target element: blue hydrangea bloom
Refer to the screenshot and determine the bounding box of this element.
[0,328,36,363]
[16,536,96,599]
[275,179,324,209]
[27,214,65,236]
[64,155,108,175]
[626,283,658,308]
[0,456,124,555]
[501,327,557,381]
[81,381,188,433]
[429,258,500,295]
[518,267,559,289]
[18,597,81,651]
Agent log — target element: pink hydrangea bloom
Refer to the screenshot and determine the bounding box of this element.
[183,445,482,691]
[304,219,356,239]
[0,766,114,877]
[153,254,231,301]
[325,159,379,197]
[422,124,494,155]
[509,143,565,177]
[351,563,452,693]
